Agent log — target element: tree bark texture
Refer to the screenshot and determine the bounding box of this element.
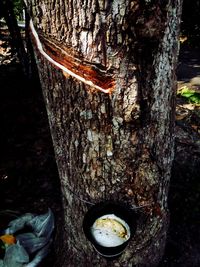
[2,0,29,76]
[26,0,182,266]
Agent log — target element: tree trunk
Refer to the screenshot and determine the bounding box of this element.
[2,0,29,76]
[25,0,182,266]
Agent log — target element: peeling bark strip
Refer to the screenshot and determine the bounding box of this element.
[28,19,115,93]
[40,35,115,93]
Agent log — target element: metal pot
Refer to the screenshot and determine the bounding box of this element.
[82,202,137,259]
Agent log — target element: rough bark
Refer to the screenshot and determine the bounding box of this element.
[26,0,182,266]
[2,0,29,76]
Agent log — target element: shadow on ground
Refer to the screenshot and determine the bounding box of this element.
[177,45,200,90]
[0,33,63,266]
[159,44,200,267]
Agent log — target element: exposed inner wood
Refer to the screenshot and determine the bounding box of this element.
[29,25,115,93]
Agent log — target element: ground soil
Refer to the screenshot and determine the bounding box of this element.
[0,30,62,266]
[0,30,200,266]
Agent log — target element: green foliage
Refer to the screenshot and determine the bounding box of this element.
[13,0,24,20]
[0,0,24,20]
[178,86,200,104]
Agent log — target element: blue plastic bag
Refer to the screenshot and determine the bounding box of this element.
[1,209,54,267]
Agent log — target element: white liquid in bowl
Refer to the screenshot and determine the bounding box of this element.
[91,214,131,247]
